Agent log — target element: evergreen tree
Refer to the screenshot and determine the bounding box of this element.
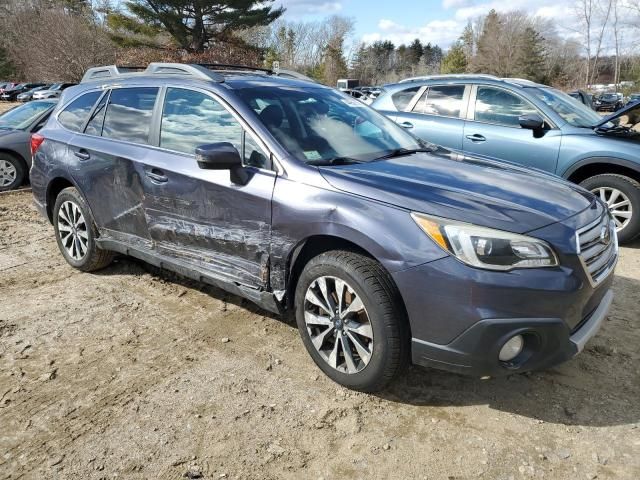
[440,42,467,74]
[460,21,474,62]
[516,27,547,83]
[408,39,423,66]
[473,9,502,75]
[109,0,284,53]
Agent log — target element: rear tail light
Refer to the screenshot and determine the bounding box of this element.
[30,133,45,156]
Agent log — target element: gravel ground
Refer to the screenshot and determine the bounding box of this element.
[0,98,639,479]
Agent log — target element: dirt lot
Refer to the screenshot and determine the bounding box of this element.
[0,96,639,479]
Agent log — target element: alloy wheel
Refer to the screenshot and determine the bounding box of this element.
[57,201,89,261]
[0,160,17,187]
[592,187,633,232]
[304,276,374,374]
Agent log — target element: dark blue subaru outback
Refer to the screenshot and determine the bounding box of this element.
[31,64,617,392]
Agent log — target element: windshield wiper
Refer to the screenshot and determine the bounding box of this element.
[307,156,363,166]
[375,146,435,161]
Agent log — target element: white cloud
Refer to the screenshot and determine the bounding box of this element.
[453,0,574,22]
[361,18,464,48]
[277,0,343,16]
[442,0,476,9]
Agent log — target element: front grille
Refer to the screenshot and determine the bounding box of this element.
[577,214,618,286]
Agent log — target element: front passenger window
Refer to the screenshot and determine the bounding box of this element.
[160,87,268,168]
[474,87,538,127]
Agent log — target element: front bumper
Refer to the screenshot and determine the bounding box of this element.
[410,289,613,376]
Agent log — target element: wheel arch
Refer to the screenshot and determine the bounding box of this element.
[283,235,411,336]
[45,176,81,223]
[563,157,640,185]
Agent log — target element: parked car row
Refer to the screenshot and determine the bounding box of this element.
[372,74,640,243]
[26,63,619,392]
[0,81,76,102]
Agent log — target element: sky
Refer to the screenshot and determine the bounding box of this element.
[276,0,577,48]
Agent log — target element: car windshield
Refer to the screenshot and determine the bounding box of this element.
[530,87,603,128]
[236,86,424,165]
[601,94,617,100]
[0,101,52,129]
[48,83,61,90]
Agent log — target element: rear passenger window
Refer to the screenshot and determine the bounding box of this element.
[58,91,102,132]
[412,85,465,117]
[102,87,158,144]
[391,87,420,111]
[160,88,267,169]
[474,87,538,127]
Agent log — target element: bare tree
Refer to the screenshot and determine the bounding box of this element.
[0,0,116,81]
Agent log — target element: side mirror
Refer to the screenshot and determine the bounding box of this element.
[196,142,241,170]
[519,114,545,131]
[195,142,250,185]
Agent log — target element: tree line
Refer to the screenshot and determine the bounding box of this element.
[0,0,638,90]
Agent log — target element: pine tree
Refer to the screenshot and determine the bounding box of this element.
[460,21,474,62]
[408,39,423,66]
[516,27,547,83]
[441,42,467,74]
[110,0,284,53]
[473,9,502,75]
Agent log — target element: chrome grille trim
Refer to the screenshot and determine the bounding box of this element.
[576,214,618,287]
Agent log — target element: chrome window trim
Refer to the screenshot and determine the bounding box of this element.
[56,83,283,176]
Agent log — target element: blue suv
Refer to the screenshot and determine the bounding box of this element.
[373,75,640,243]
[31,64,617,391]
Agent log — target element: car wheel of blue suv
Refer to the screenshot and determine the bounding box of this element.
[580,174,640,243]
[294,250,410,392]
[53,187,115,272]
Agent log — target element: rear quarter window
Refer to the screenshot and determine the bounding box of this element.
[57,91,102,132]
[391,86,420,111]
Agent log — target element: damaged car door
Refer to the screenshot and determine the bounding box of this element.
[67,87,159,248]
[140,86,276,288]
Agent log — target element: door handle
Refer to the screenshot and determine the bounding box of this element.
[74,149,90,160]
[466,134,486,143]
[145,168,168,184]
[399,121,414,129]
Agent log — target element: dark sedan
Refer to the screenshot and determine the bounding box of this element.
[596,93,623,112]
[0,99,57,190]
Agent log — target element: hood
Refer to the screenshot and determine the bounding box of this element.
[595,101,640,128]
[319,149,595,234]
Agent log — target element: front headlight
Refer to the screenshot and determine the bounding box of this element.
[411,212,558,271]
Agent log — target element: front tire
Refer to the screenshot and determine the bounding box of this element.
[294,250,409,392]
[53,187,114,271]
[580,174,640,243]
[0,153,26,191]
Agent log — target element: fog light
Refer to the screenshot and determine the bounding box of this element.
[499,335,524,362]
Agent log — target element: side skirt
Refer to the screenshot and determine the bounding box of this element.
[96,238,284,315]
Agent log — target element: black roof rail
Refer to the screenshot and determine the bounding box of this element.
[197,63,273,74]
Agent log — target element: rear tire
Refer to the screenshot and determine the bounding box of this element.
[53,187,114,271]
[0,153,26,192]
[580,174,640,243]
[294,250,409,392]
